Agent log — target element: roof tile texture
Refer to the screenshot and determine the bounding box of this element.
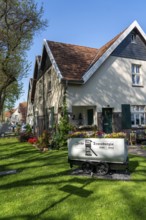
[47,31,123,81]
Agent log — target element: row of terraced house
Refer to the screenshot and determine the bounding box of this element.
[26,20,146,136]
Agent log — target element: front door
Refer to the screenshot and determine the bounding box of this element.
[102,108,113,133]
[87,109,93,125]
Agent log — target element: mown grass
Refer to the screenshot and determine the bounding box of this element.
[0,137,146,220]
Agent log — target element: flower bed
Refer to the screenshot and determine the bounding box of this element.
[68,131,127,139]
[28,137,38,144]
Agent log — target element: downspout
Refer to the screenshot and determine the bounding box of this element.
[64,80,68,102]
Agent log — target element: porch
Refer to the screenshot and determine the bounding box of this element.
[69,106,97,127]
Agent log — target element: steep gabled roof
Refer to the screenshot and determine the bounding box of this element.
[31,56,41,102]
[43,20,146,83]
[83,20,146,82]
[46,41,98,81]
[19,102,27,108]
[4,109,16,118]
[18,102,27,122]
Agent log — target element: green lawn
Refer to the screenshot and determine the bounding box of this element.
[0,138,146,220]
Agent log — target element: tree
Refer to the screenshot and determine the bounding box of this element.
[0,0,47,115]
[3,81,23,110]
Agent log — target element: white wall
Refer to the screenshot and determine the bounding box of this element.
[34,67,65,117]
[11,108,22,123]
[67,56,146,112]
[26,84,34,125]
[44,67,64,113]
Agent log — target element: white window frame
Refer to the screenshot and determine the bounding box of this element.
[47,69,52,92]
[48,80,51,92]
[131,64,143,86]
[48,107,54,128]
[131,34,136,43]
[131,105,146,127]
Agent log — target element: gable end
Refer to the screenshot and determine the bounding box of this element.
[111,28,146,61]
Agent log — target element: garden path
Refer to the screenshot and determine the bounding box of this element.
[128,145,146,157]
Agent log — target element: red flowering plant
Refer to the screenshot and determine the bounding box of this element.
[94,131,105,138]
[28,137,38,144]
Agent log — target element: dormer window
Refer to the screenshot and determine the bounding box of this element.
[131,33,136,43]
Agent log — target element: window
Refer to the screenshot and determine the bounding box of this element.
[47,70,52,92]
[39,80,42,97]
[131,34,136,43]
[49,107,54,128]
[48,80,51,92]
[131,105,146,126]
[131,64,142,86]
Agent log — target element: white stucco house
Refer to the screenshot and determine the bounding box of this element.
[26,78,35,127]
[27,20,146,135]
[5,102,27,124]
[12,102,27,124]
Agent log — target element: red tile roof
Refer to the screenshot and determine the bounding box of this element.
[4,109,16,118]
[47,30,124,81]
[18,102,27,122]
[47,41,98,81]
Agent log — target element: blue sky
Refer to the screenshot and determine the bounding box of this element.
[15,0,146,106]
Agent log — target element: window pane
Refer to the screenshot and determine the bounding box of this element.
[136,114,139,125]
[135,106,139,111]
[133,106,137,111]
[132,64,135,73]
[136,75,140,84]
[131,106,134,112]
[132,75,135,84]
[139,106,145,112]
[136,65,140,73]
[140,113,144,124]
[131,114,134,125]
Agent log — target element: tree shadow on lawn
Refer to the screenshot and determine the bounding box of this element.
[35,178,94,219]
[0,141,22,147]
[1,167,146,220]
[1,214,71,220]
[129,155,146,173]
[0,168,95,190]
[129,155,139,173]
[120,187,146,219]
[0,169,66,188]
[0,150,68,172]
[0,149,38,160]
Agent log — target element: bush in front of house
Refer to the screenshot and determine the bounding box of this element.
[18,132,34,142]
[18,124,33,142]
[34,130,52,151]
[52,99,73,149]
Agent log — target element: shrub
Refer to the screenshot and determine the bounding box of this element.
[18,132,33,142]
[36,130,51,150]
[53,99,73,149]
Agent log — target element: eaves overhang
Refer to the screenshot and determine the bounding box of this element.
[43,39,63,81]
[61,78,84,85]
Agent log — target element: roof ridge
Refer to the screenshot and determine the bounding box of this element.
[84,30,124,72]
[47,40,98,50]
